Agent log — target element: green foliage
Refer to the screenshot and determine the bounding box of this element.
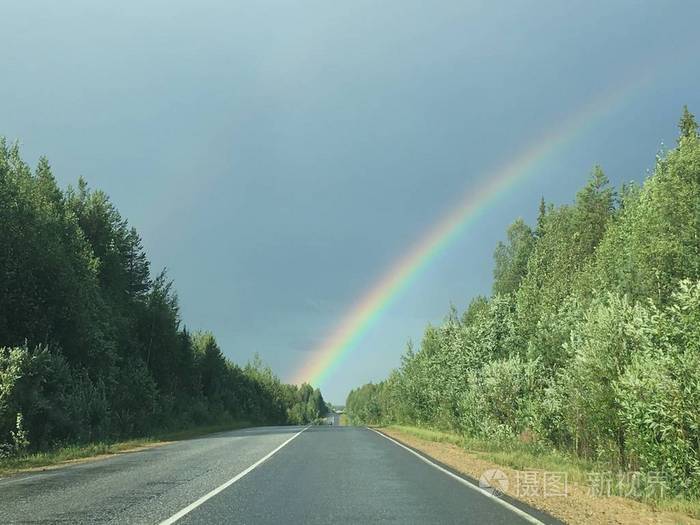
[515,167,615,369]
[468,354,541,437]
[10,413,30,455]
[346,383,386,425]
[555,293,654,463]
[0,141,327,456]
[594,131,700,304]
[679,105,699,142]
[616,280,700,497]
[0,142,106,368]
[493,218,534,295]
[347,109,700,500]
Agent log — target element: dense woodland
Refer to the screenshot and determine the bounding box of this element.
[0,141,327,457]
[347,108,700,498]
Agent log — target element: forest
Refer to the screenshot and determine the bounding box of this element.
[347,108,700,498]
[0,141,327,457]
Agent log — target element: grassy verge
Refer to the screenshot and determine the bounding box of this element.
[383,424,700,520]
[0,420,254,477]
[386,424,593,484]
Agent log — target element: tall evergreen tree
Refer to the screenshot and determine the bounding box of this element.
[536,196,547,238]
[678,105,699,141]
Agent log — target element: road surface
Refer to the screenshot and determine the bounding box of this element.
[324,412,341,426]
[0,426,561,524]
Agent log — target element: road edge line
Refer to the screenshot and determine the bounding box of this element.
[368,427,546,525]
[158,425,310,525]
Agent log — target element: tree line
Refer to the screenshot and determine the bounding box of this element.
[0,140,327,457]
[347,108,700,498]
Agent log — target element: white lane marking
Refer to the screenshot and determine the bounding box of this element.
[159,426,310,525]
[0,472,57,486]
[369,428,546,525]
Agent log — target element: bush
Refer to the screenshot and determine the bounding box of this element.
[458,356,540,439]
[617,350,700,497]
[60,370,110,443]
[109,360,159,437]
[1,344,68,450]
[555,293,654,464]
[616,281,700,497]
[0,344,113,449]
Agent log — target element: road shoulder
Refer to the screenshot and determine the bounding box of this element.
[0,421,255,478]
[378,426,700,525]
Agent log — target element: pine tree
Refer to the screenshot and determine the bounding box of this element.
[573,166,615,257]
[34,157,63,207]
[536,197,546,238]
[678,105,698,141]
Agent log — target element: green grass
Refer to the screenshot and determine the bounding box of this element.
[0,439,155,476]
[384,424,700,520]
[153,420,253,441]
[0,420,254,477]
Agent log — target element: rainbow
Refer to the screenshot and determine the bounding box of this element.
[292,73,652,388]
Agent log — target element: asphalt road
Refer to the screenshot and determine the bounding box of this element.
[0,426,562,524]
[324,412,341,426]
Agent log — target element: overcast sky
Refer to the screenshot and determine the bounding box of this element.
[2,1,699,403]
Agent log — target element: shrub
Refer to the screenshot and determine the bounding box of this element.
[616,281,700,497]
[484,355,540,433]
[555,293,654,464]
[617,350,700,497]
[0,344,70,450]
